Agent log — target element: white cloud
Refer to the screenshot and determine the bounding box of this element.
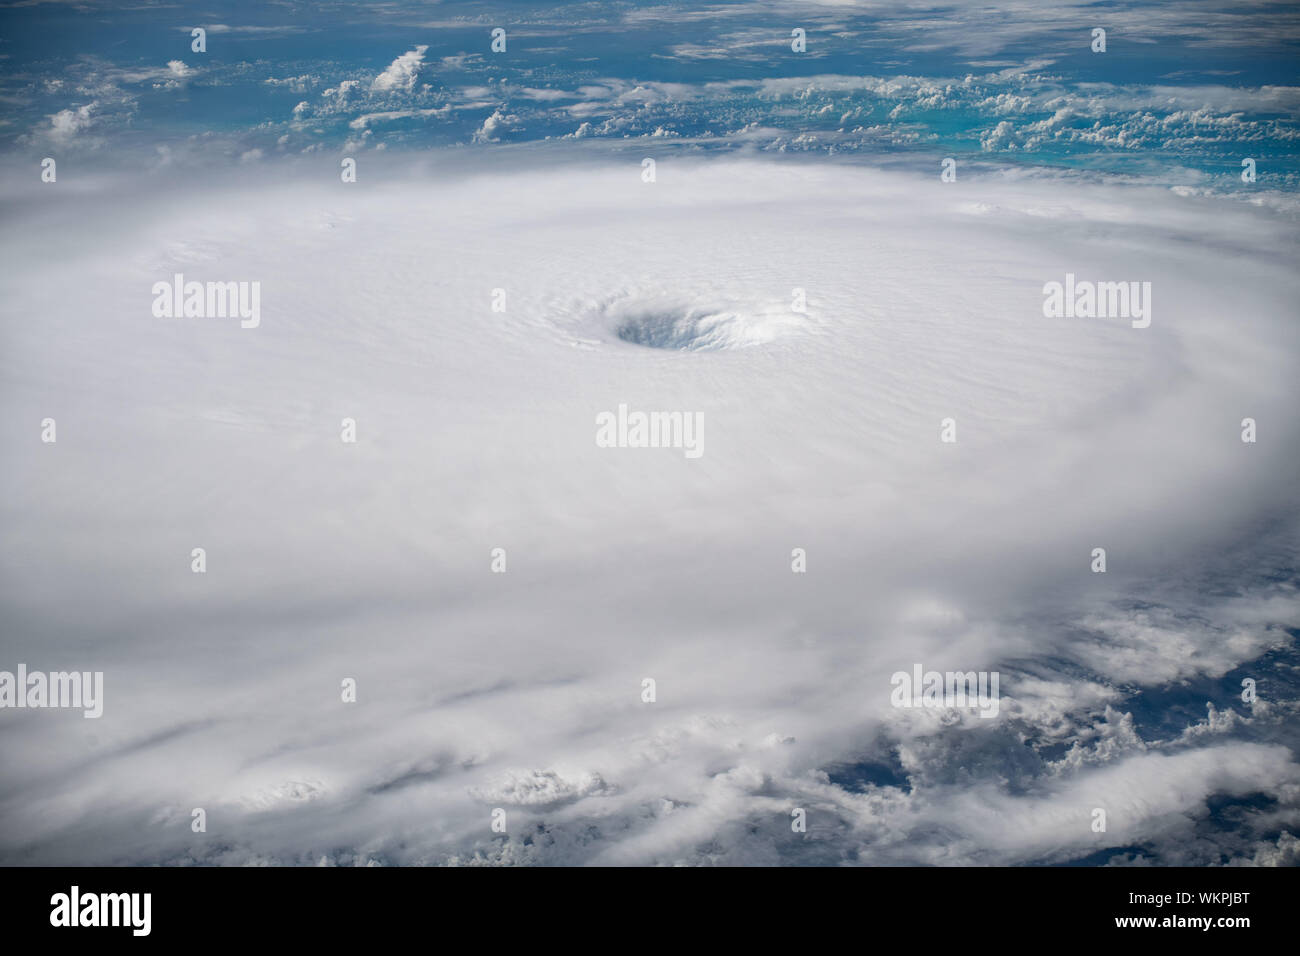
[0,155,1296,866]
[46,103,94,142]
[472,108,515,142]
[348,107,450,130]
[371,45,428,93]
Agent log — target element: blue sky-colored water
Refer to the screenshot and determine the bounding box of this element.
[3,0,1297,187]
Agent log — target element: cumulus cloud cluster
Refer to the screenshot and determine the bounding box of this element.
[370,45,428,93]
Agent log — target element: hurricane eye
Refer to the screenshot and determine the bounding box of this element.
[597,299,806,352]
